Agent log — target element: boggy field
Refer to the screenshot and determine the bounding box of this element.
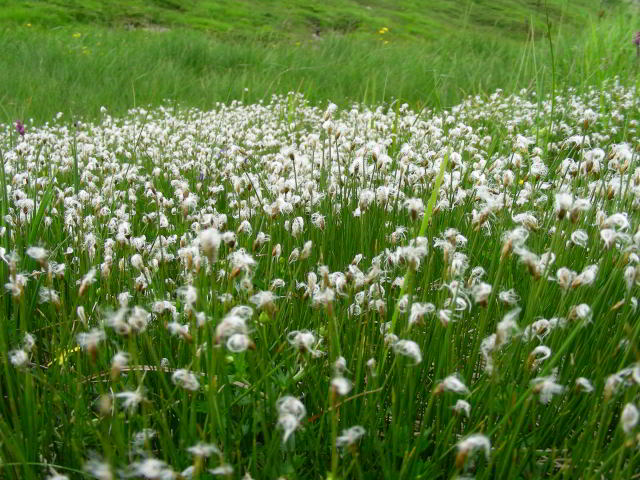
[1,76,640,479]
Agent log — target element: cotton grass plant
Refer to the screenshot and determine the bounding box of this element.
[0,77,640,479]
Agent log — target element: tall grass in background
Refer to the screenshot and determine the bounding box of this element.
[0,7,637,126]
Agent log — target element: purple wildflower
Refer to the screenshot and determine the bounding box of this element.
[15,121,25,137]
[634,31,640,47]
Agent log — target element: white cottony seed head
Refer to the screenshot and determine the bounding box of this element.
[331,376,352,396]
[531,375,565,404]
[436,374,470,395]
[575,377,594,393]
[392,339,422,365]
[336,425,366,448]
[452,399,471,417]
[456,433,491,466]
[621,403,639,434]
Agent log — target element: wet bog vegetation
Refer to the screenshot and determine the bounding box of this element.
[1,80,640,479]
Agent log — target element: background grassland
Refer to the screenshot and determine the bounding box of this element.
[0,0,604,40]
[0,1,637,124]
[0,0,637,123]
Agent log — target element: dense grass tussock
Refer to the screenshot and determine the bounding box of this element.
[1,75,640,479]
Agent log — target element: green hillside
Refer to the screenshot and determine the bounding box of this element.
[0,0,615,41]
[0,0,637,124]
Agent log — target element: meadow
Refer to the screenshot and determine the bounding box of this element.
[1,1,638,125]
[1,1,640,480]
